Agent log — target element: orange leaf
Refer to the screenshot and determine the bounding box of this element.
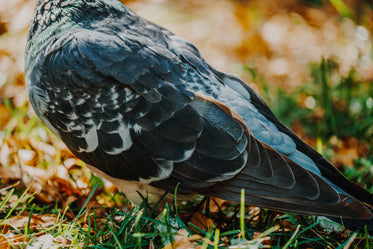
[189,212,214,232]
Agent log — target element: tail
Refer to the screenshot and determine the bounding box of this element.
[329,205,373,234]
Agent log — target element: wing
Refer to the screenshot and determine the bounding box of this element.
[169,95,372,220]
[31,26,196,182]
[30,24,250,187]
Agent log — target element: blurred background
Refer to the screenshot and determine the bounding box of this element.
[0,0,372,246]
[0,0,372,214]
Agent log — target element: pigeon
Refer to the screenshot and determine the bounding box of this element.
[25,0,373,231]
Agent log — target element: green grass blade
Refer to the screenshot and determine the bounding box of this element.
[282,224,301,249]
[3,184,31,220]
[329,0,352,17]
[214,228,220,249]
[240,188,245,240]
[70,183,98,231]
[0,187,15,211]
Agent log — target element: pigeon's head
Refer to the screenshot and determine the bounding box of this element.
[27,0,128,44]
[26,0,130,66]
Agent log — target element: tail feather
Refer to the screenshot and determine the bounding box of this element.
[329,205,373,233]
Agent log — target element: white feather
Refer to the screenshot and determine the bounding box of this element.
[118,123,133,150]
[79,127,98,152]
[139,159,174,184]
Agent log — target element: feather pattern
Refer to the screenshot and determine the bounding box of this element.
[25,0,373,232]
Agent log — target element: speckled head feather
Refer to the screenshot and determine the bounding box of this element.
[26,0,128,64]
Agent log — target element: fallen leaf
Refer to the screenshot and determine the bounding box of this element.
[5,233,28,248]
[53,177,82,196]
[0,235,10,249]
[17,149,36,165]
[203,197,231,214]
[189,212,214,232]
[0,142,14,167]
[27,234,58,249]
[163,229,205,249]
[0,165,21,180]
[54,236,71,246]
[0,104,12,129]
[29,139,56,156]
[1,213,58,230]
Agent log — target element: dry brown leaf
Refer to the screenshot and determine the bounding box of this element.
[29,139,56,157]
[229,237,270,249]
[201,197,231,214]
[0,104,12,129]
[1,214,58,230]
[252,234,272,248]
[54,236,71,246]
[0,235,10,249]
[0,142,14,167]
[63,195,78,214]
[248,206,261,222]
[279,219,294,232]
[163,229,205,249]
[0,166,21,180]
[23,165,49,180]
[53,177,83,196]
[189,212,214,233]
[18,149,36,166]
[63,158,78,169]
[4,234,28,248]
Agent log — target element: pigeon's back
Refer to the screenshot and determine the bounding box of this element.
[25,0,373,232]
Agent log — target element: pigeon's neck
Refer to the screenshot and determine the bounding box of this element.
[26,0,77,68]
[28,0,96,42]
[29,0,128,35]
[25,0,128,68]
